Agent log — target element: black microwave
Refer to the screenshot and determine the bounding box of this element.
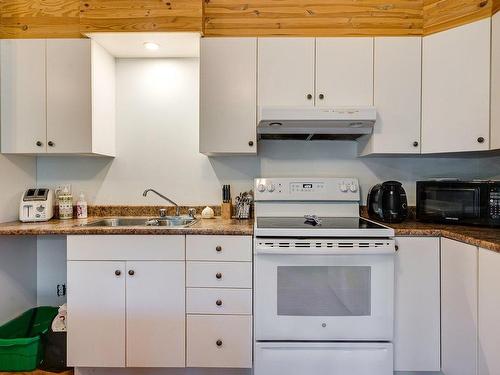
[416,180,500,227]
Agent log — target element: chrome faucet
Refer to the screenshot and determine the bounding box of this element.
[143,189,180,216]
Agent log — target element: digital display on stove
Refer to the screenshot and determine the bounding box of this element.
[303,184,313,189]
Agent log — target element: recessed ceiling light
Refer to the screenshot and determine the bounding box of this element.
[143,42,160,51]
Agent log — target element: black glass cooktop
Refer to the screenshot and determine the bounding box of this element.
[256,217,387,230]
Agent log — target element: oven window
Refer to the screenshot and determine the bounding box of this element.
[277,266,371,316]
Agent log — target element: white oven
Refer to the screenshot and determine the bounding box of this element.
[254,238,395,342]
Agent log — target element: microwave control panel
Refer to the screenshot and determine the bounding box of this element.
[489,187,500,220]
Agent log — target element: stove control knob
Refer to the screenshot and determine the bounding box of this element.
[267,184,276,192]
[340,184,348,192]
[257,184,266,192]
[349,184,358,192]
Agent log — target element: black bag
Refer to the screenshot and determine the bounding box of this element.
[39,327,71,373]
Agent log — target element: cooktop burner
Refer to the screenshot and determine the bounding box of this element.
[256,217,387,230]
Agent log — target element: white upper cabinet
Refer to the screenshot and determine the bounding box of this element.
[258,38,315,107]
[1,40,47,154]
[359,37,422,155]
[315,37,373,107]
[1,39,115,156]
[422,18,491,153]
[492,12,500,150]
[441,238,478,375]
[200,38,257,155]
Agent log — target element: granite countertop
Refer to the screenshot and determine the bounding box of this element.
[0,216,253,236]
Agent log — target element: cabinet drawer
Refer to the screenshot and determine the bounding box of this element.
[186,235,252,261]
[67,235,185,261]
[187,262,252,288]
[187,288,252,315]
[187,315,252,368]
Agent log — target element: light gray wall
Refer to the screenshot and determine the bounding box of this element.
[36,58,500,207]
[0,154,37,322]
[37,236,67,306]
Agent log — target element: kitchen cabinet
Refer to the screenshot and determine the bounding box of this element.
[1,39,115,156]
[422,18,491,154]
[394,237,440,372]
[67,236,185,368]
[441,238,478,375]
[258,37,373,108]
[478,248,500,375]
[200,38,257,155]
[258,38,315,107]
[186,235,252,368]
[359,37,422,155]
[315,38,373,107]
[492,12,500,150]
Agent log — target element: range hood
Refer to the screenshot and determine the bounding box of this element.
[257,106,376,141]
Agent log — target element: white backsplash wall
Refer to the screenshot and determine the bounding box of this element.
[36,58,500,206]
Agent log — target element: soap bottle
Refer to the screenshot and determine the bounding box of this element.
[58,186,73,220]
[76,192,88,219]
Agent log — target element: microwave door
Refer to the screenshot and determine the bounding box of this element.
[421,187,480,220]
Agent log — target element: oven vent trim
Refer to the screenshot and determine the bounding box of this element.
[256,239,394,249]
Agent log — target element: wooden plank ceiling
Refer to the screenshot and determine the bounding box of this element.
[0,0,497,38]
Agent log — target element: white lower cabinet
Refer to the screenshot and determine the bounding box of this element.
[67,236,185,368]
[186,235,253,368]
[478,247,500,375]
[394,237,440,372]
[187,315,252,368]
[441,237,478,375]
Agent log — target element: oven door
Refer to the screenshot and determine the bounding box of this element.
[254,239,394,341]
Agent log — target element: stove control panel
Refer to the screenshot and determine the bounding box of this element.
[254,178,360,201]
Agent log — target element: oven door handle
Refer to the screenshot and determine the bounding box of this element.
[255,247,395,256]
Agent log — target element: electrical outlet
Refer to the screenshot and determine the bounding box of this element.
[57,284,66,297]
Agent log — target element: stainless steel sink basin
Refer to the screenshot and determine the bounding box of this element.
[81,216,198,228]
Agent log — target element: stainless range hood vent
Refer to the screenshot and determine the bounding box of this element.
[257,106,377,141]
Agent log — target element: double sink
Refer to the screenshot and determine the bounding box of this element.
[82,216,198,228]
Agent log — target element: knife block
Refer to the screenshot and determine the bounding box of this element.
[221,203,232,219]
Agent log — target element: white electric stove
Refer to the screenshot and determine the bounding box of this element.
[253,177,395,375]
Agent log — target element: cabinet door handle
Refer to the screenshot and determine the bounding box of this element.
[413,141,419,147]
[36,141,43,147]
[216,299,223,306]
[115,270,121,276]
[216,272,222,279]
[306,94,312,100]
[128,270,135,276]
[248,141,254,147]
[477,137,485,144]
[48,141,55,147]
[318,94,325,100]
[216,339,223,347]
[216,245,222,252]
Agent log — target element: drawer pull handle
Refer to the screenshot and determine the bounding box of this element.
[216,299,223,306]
[216,245,222,252]
[216,339,223,347]
[216,272,222,279]
[115,270,121,276]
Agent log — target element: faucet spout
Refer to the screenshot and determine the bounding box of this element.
[143,189,180,216]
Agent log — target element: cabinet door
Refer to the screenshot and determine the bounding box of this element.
[67,261,126,367]
[422,18,491,153]
[360,37,421,155]
[441,238,478,375]
[200,38,257,154]
[258,38,315,107]
[126,261,185,367]
[479,248,500,375]
[46,39,92,154]
[394,237,440,371]
[315,38,373,107]
[1,39,47,153]
[492,12,500,150]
